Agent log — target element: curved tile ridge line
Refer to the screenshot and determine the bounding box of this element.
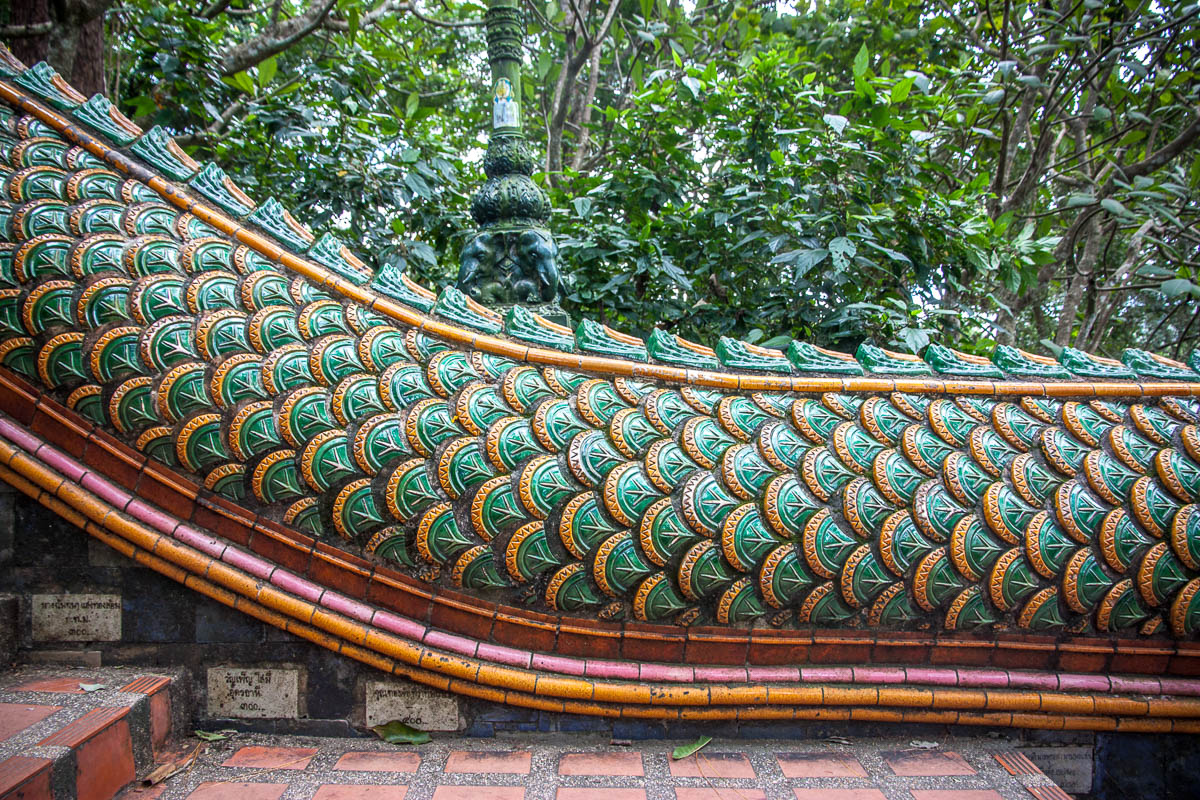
[3,414,1200,728]
[0,81,1197,399]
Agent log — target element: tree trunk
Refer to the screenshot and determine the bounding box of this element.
[6,0,112,96]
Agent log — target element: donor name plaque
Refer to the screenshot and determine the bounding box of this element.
[31,594,121,642]
[207,667,299,719]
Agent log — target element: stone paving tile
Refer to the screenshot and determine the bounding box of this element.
[793,790,887,800]
[7,677,90,693]
[185,782,287,800]
[221,745,319,770]
[668,753,755,779]
[675,789,768,800]
[883,751,976,777]
[445,750,532,774]
[777,753,867,778]
[433,787,526,800]
[0,702,62,741]
[333,750,421,772]
[312,785,408,799]
[559,752,644,776]
[557,789,647,800]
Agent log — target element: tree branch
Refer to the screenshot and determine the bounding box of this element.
[218,0,338,76]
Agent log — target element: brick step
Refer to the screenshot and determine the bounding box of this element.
[0,667,184,800]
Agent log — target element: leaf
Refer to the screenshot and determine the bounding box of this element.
[890,76,915,104]
[903,70,930,94]
[1100,198,1133,218]
[258,57,277,87]
[681,75,701,99]
[909,740,940,749]
[822,114,849,136]
[232,71,255,95]
[771,248,829,277]
[573,197,593,219]
[1161,278,1196,298]
[405,92,420,119]
[672,735,712,759]
[982,89,1005,105]
[852,44,870,78]
[194,730,229,741]
[829,236,856,270]
[79,683,105,692]
[371,720,431,745]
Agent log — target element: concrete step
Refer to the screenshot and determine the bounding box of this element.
[107,731,1074,800]
[0,666,185,800]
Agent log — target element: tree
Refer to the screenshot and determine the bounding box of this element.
[14,0,1200,361]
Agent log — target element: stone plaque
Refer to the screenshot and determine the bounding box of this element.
[1020,745,1094,794]
[31,594,121,641]
[207,667,299,719]
[365,679,460,730]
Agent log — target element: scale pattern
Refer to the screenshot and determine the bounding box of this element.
[3,78,1200,641]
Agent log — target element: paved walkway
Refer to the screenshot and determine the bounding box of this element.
[117,733,1071,800]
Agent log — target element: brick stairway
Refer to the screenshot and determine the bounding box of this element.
[0,667,180,800]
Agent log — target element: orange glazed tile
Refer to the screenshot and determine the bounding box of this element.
[883,751,975,777]
[558,791,647,800]
[668,753,755,778]
[558,752,644,776]
[676,791,767,800]
[313,787,408,800]
[432,788,524,800]
[777,753,867,778]
[185,783,287,800]
[75,719,135,800]
[444,751,532,774]
[909,793,1003,800]
[333,752,420,772]
[221,746,318,770]
[794,791,885,800]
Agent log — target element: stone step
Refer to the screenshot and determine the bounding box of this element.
[0,666,185,800]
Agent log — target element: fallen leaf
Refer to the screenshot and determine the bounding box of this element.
[824,736,852,745]
[909,740,939,749]
[371,720,431,745]
[671,735,712,760]
[78,683,105,692]
[193,730,228,742]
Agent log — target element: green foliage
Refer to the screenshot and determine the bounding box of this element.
[104,0,1200,358]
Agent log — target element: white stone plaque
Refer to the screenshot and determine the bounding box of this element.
[1020,745,1094,794]
[31,594,121,641]
[207,667,299,719]
[365,678,460,730]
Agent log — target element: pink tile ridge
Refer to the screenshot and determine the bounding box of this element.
[958,668,1009,688]
[640,664,694,682]
[477,642,532,669]
[174,526,228,559]
[80,472,133,511]
[220,544,276,580]
[1057,673,1111,692]
[584,660,639,680]
[905,668,959,686]
[1007,672,1059,691]
[324,593,376,624]
[747,666,800,682]
[852,666,906,684]
[532,654,586,676]
[425,629,481,658]
[0,417,47,453]
[372,610,428,641]
[270,569,325,602]
[694,667,749,682]
[800,666,853,683]
[35,444,88,482]
[1110,676,1161,694]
